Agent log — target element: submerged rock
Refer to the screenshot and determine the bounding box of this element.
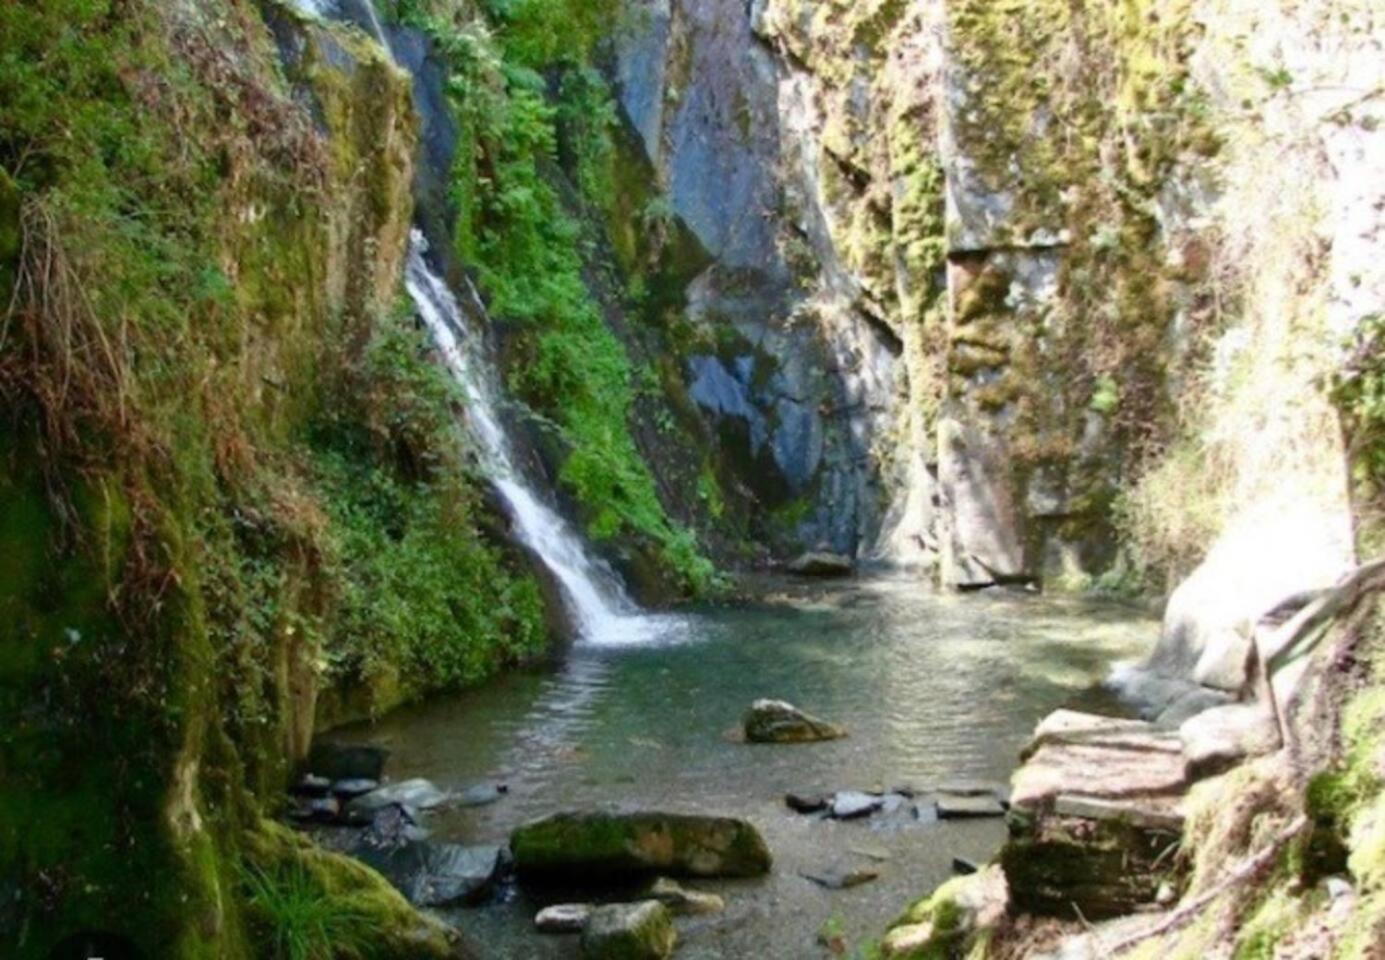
[802,864,881,889]
[646,876,725,915]
[580,901,676,960]
[457,782,508,807]
[511,810,772,880]
[535,903,592,934]
[786,551,855,577]
[743,699,847,743]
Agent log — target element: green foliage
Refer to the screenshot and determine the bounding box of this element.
[0,0,540,953]
[477,0,621,67]
[308,306,548,696]
[419,1,715,595]
[241,862,372,960]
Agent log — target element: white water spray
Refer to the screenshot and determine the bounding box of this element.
[404,233,667,646]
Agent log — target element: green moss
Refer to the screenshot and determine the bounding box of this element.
[413,3,716,596]
[242,820,453,960]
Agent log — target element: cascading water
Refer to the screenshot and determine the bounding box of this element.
[404,233,668,646]
[286,0,390,48]
[288,0,669,646]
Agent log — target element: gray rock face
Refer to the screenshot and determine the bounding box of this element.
[580,901,677,960]
[614,0,909,558]
[511,811,773,880]
[353,839,503,908]
[743,699,847,743]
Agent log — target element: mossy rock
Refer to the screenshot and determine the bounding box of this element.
[242,820,456,960]
[511,811,772,881]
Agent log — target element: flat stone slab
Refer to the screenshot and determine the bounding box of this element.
[936,794,1006,819]
[801,864,881,889]
[1052,794,1185,831]
[1023,710,1183,759]
[1012,711,1190,814]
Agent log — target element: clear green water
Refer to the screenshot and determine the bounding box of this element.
[329,576,1155,958]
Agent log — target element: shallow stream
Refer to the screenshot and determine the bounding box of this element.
[329,576,1155,958]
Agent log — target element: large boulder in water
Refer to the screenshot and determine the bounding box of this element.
[786,551,854,577]
[743,699,846,743]
[580,901,675,960]
[511,810,772,880]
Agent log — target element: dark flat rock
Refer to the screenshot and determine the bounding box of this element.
[951,856,981,875]
[785,792,828,814]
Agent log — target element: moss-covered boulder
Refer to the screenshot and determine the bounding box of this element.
[743,699,847,743]
[511,810,772,880]
[242,821,456,960]
[579,901,676,960]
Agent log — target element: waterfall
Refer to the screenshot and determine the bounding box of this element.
[286,0,390,49]
[404,233,666,646]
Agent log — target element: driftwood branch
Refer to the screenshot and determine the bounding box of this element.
[1103,814,1310,956]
